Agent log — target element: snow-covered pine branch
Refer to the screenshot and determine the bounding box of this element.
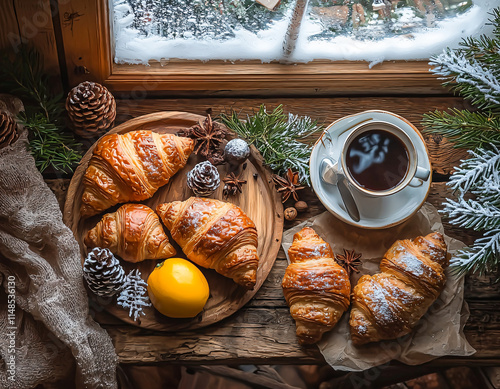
[428,9,500,276]
[471,170,500,206]
[430,48,500,110]
[447,146,500,195]
[451,228,500,275]
[443,197,500,231]
[444,146,500,275]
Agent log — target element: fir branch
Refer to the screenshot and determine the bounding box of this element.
[422,109,500,150]
[0,48,64,122]
[0,47,82,174]
[429,8,500,114]
[447,147,500,195]
[443,147,500,276]
[20,113,82,174]
[472,175,500,206]
[219,105,322,185]
[460,34,500,68]
[460,7,500,66]
[442,197,500,231]
[430,47,500,112]
[451,229,500,276]
[426,8,500,277]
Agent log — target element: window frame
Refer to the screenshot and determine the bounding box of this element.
[56,0,446,95]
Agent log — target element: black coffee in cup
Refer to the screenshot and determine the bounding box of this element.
[345,129,409,191]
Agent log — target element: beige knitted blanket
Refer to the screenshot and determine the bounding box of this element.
[0,131,118,388]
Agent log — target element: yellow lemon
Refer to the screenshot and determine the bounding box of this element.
[147,258,209,318]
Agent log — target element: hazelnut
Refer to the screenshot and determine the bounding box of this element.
[294,201,308,213]
[284,207,298,221]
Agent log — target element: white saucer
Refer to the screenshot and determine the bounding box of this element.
[310,110,432,229]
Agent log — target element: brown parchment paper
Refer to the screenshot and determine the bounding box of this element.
[281,203,475,371]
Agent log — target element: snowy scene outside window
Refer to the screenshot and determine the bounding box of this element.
[113,0,496,65]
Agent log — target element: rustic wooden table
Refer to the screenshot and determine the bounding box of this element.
[55,96,499,376]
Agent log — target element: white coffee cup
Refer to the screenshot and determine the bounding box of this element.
[337,120,430,197]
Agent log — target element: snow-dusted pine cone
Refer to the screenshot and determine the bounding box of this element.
[0,112,19,149]
[186,161,220,196]
[83,247,126,297]
[66,81,116,138]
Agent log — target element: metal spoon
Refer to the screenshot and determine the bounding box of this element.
[320,157,361,222]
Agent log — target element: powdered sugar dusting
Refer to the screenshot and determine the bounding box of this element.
[399,252,426,277]
[378,275,423,306]
[368,280,395,325]
[356,324,367,335]
[309,242,329,257]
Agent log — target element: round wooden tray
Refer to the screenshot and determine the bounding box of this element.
[63,111,284,331]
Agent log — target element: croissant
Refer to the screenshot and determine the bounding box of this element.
[349,232,448,345]
[282,227,351,345]
[156,197,259,289]
[84,203,176,263]
[81,130,194,217]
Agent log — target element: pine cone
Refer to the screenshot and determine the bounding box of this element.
[83,247,126,297]
[186,161,220,196]
[66,81,116,138]
[0,112,19,149]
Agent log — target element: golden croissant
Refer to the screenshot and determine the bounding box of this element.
[81,130,194,217]
[350,232,448,345]
[282,227,351,345]
[156,197,259,289]
[84,203,176,263]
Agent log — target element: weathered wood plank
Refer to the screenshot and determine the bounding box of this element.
[0,0,19,55]
[104,308,323,365]
[108,60,446,95]
[191,365,302,389]
[465,272,500,300]
[57,0,111,87]
[115,96,468,175]
[115,97,465,128]
[102,299,500,365]
[12,0,60,79]
[0,0,61,89]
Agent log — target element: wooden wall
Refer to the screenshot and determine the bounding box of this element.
[0,0,61,87]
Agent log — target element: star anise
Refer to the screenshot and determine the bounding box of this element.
[222,171,247,197]
[272,168,305,203]
[178,115,227,159]
[335,249,362,277]
[207,148,225,165]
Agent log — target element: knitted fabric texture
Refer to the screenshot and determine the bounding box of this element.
[0,131,118,388]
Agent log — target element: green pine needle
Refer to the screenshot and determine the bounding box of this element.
[21,113,82,173]
[422,108,500,150]
[0,46,82,174]
[219,105,322,186]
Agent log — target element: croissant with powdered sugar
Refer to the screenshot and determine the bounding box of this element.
[349,232,449,345]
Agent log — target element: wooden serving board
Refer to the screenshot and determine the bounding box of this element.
[63,111,284,331]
